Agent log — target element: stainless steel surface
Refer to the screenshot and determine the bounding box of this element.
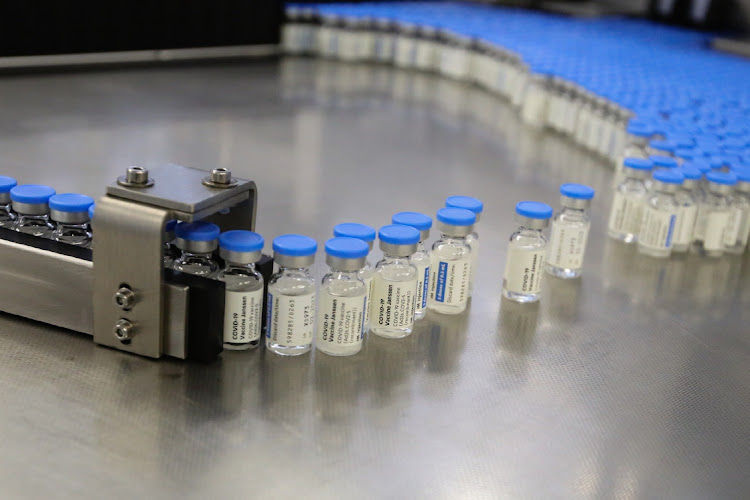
[164,283,189,360]
[93,196,168,358]
[0,58,749,498]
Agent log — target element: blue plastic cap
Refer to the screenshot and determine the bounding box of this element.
[165,220,178,233]
[273,234,317,257]
[684,159,711,173]
[680,166,702,180]
[649,155,679,168]
[392,211,432,231]
[623,158,654,171]
[653,169,684,184]
[560,183,595,200]
[88,204,95,220]
[378,224,420,245]
[626,123,652,137]
[10,184,56,204]
[219,230,264,253]
[732,167,750,183]
[48,193,95,213]
[649,140,676,152]
[325,237,369,259]
[706,171,738,186]
[445,195,484,214]
[515,201,553,220]
[709,157,725,170]
[174,221,221,242]
[333,223,376,242]
[0,176,17,193]
[436,207,476,226]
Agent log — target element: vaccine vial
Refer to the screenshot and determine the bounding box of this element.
[370,224,419,338]
[546,183,595,279]
[164,220,177,267]
[0,176,18,228]
[700,171,737,257]
[10,184,56,237]
[427,208,474,314]
[49,193,94,247]
[608,157,653,243]
[317,237,369,357]
[637,169,683,258]
[172,221,220,276]
[333,223,376,334]
[391,212,432,320]
[725,168,750,254]
[445,196,483,297]
[266,234,317,356]
[502,201,553,303]
[217,230,265,351]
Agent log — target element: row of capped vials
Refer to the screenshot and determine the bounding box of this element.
[608,158,750,257]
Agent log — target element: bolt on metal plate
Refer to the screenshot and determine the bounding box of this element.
[117,166,155,188]
[202,168,238,189]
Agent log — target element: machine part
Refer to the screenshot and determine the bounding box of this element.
[113,319,134,341]
[202,167,238,189]
[116,166,154,188]
[113,287,136,310]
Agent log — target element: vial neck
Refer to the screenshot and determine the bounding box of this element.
[561,206,585,215]
[439,233,467,243]
[518,225,543,235]
[278,265,309,273]
[382,253,411,265]
[417,241,427,253]
[179,250,214,260]
[328,269,359,279]
[224,261,257,272]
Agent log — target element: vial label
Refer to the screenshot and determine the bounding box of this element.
[547,221,589,269]
[317,294,366,353]
[740,209,750,246]
[223,289,263,344]
[469,238,479,290]
[432,257,470,305]
[673,204,698,247]
[723,208,743,246]
[416,264,430,311]
[266,292,315,346]
[608,191,643,235]
[639,207,677,250]
[693,205,708,240]
[503,247,545,294]
[704,211,730,251]
[363,275,374,328]
[372,276,416,329]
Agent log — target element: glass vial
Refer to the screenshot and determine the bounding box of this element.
[317,237,369,357]
[370,224,419,338]
[671,166,701,253]
[333,223,376,334]
[391,212,432,320]
[699,172,737,257]
[427,208,474,315]
[546,183,595,279]
[217,230,265,351]
[87,204,95,248]
[0,176,18,228]
[502,201,553,303]
[608,157,653,243]
[637,169,683,258]
[724,168,750,255]
[49,193,94,247]
[172,221,220,276]
[266,234,317,356]
[445,196,483,298]
[10,184,56,237]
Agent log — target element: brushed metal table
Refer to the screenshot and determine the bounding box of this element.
[0,58,748,499]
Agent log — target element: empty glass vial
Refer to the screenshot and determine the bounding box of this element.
[333,223,376,334]
[217,230,265,351]
[671,166,701,253]
[48,193,94,247]
[0,176,18,228]
[700,171,737,258]
[546,183,595,279]
[370,224,419,338]
[10,184,56,237]
[724,168,750,255]
[317,237,369,357]
[608,157,653,243]
[427,208,474,315]
[502,202,553,303]
[392,212,432,320]
[445,195,483,297]
[163,220,177,267]
[172,221,220,276]
[266,234,317,356]
[637,169,683,258]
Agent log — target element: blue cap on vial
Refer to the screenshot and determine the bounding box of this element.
[325,237,369,259]
[706,171,738,186]
[680,166,702,181]
[392,211,432,241]
[653,168,684,185]
[649,140,677,153]
[732,167,750,183]
[273,234,317,257]
[515,201,553,220]
[49,193,95,214]
[88,204,95,220]
[219,230,264,264]
[684,159,711,174]
[333,223,376,251]
[175,221,221,241]
[436,208,476,237]
[378,224,420,256]
[623,158,653,171]
[10,184,56,205]
[445,196,484,214]
[560,183,595,200]
[0,176,18,203]
[166,220,178,233]
[649,155,679,169]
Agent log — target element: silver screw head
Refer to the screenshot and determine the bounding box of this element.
[117,165,154,188]
[113,287,136,310]
[202,167,238,188]
[114,319,135,341]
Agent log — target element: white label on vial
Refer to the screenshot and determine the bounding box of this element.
[223,289,263,344]
[704,211,730,251]
[317,294,365,352]
[415,263,430,311]
[547,221,589,270]
[503,247,545,294]
[433,257,470,305]
[608,191,643,236]
[673,204,698,247]
[639,206,677,250]
[266,292,315,346]
[723,208,743,246]
[362,275,374,328]
[371,276,416,329]
[468,238,479,291]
